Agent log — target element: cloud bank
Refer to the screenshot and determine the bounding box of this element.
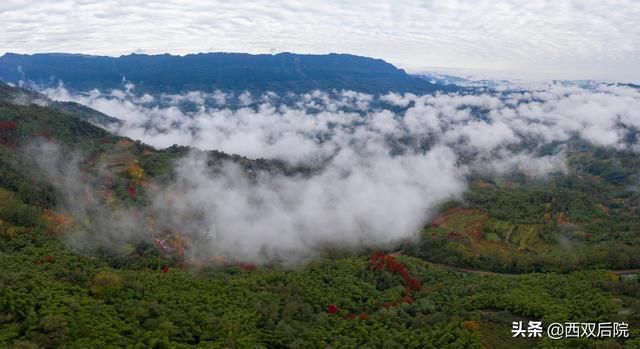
[44,82,640,160]
[36,82,640,263]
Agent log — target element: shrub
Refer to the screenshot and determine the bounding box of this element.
[90,271,123,299]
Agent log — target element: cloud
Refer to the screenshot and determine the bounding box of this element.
[42,81,640,162]
[151,144,465,262]
[35,81,640,263]
[25,125,468,264]
[24,141,150,252]
[2,0,640,81]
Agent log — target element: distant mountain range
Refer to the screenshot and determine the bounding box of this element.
[0,52,455,95]
[416,72,470,85]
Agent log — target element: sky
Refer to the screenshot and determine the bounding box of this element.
[1,0,639,82]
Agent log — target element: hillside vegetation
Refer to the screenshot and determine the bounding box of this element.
[0,82,638,348]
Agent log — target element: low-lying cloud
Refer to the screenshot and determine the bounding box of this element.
[43,82,640,161]
[35,82,640,263]
[153,145,465,262]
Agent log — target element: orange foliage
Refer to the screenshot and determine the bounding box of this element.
[557,212,571,224]
[461,320,481,331]
[209,255,226,263]
[127,162,145,180]
[44,209,73,228]
[116,139,133,147]
[167,234,189,256]
[236,262,256,271]
[431,207,468,226]
[34,255,55,266]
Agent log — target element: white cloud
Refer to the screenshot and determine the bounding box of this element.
[150,144,466,262]
[2,0,640,82]
[42,82,640,162]
[36,81,640,263]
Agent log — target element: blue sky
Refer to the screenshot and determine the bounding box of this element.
[1,0,639,82]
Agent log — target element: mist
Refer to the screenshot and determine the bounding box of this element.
[34,82,640,263]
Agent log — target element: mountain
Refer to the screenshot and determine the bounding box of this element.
[416,72,470,85]
[0,81,120,127]
[0,52,451,94]
[0,81,639,348]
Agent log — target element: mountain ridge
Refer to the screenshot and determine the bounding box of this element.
[0,52,452,94]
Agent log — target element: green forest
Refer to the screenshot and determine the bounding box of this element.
[0,82,638,348]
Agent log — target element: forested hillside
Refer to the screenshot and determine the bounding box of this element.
[0,82,638,348]
[411,143,640,274]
